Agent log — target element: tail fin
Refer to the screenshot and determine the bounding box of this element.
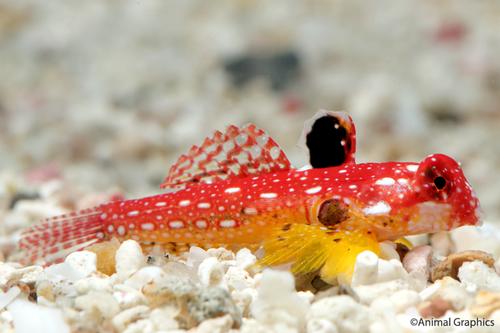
[18,207,104,265]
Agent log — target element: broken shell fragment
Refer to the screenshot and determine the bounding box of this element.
[431,250,495,282]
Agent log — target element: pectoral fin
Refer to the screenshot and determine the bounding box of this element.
[257,224,380,284]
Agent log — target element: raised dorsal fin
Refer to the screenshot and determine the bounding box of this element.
[161,124,291,188]
[299,110,356,168]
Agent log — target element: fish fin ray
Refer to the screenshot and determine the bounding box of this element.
[257,224,380,283]
[161,124,291,188]
[257,224,330,275]
[18,207,104,265]
[321,229,380,283]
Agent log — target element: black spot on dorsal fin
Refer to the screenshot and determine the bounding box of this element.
[304,111,356,168]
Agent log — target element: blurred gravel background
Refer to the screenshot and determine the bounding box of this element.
[1,0,499,220]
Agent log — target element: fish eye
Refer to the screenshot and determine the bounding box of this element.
[433,176,447,190]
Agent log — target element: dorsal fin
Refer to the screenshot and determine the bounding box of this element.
[161,124,291,188]
[299,110,356,168]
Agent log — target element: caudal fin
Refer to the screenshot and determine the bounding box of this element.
[18,207,104,265]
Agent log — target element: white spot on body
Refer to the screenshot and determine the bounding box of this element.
[141,223,155,231]
[348,185,357,189]
[169,221,184,229]
[127,210,139,217]
[197,202,211,209]
[225,187,241,194]
[270,146,281,160]
[397,178,409,185]
[220,219,236,228]
[195,220,208,229]
[155,202,166,207]
[375,177,396,186]
[243,207,258,215]
[107,225,114,233]
[179,200,191,207]
[260,192,277,199]
[406,165,419,172]
[117,225,126,235]
[363,201,392,215]
[100,213,107,220]
[305,186,322,194]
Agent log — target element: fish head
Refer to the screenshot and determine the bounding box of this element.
[412,153,481,230]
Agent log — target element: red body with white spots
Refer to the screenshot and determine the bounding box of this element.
[96,155,480,247]
[19,111,481,266]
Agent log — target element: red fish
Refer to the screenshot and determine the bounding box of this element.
[19,111,481,282]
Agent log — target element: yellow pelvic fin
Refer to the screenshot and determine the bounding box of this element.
[257,224,380,284]
[394,237,413,250]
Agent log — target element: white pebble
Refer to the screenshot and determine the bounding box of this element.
[352,250,379,286]
[458,260,500,292]
[64,251,97,278]
[74,276,112,294]
[430,231,453,257]
[307,318,338,333]
[354,279,412,304]
[419,280,442,301]
[115,240,146,280]
[187,246,209,268]
[379,241,400,260]
[44,262,86,282]
[8,299,70,333]
[196,314,233,333]
[74,291,120,318]
[377,259,408,283]
[113,284,147,309]
[252,270,309,330]
[224,266,254,291]
[307,296,370,333]
[198,257,225,287]
[0,286,20,310]
[433,277,471,311]
[235,248,257,269]
[112,305,150,332]
[124,266,167,290]
[149,306,179,331]
[388,290,420,312]
[451,224,500,258]
[231,288,255,317]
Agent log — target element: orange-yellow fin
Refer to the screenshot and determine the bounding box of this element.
[257,224,380,284]
[320,229,380,284]
[161,124,291,189]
